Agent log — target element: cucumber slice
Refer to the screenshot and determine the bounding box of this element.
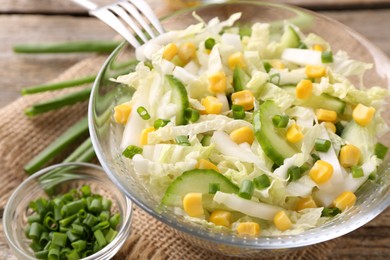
[283,86,346,114]
[166,75,190,125]
[161,169,239,207]
[254,100,298,165]
[280,25,301,50]
[233,66,250,92]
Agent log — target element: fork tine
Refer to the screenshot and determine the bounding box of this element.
[108,5,148,42]
[128,0,165,34]
[118,1,156,39]
[90,8,141,48]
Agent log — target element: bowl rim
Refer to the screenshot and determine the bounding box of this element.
[88,0,390,249]
[3,162,133,259]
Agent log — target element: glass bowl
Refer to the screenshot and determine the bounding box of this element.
[88,1,390,257]
[3,162,133,260]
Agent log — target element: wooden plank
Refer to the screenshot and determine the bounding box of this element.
[1,0,390,13]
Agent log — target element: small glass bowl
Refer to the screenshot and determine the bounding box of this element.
[3,162,133,260]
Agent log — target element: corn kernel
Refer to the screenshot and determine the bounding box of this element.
[286,124,304,143]
[309,160,333,184]
[270,60,285,69]
[178,42,196,64]
[163,43,178,61]
[209,210,232,227]
[230,126,255,145]
[312,44,324,52]
[208,72,227,93]
[201,96,223,114]
[273,211,292,231]
[113,104,132,124]
[352,103,376,127]
[236,222,261,236]
[296,197,317,211]
[196,159,220,173]
[305,65,326,78]
[316,108,338,122]
[140,127,156,146]
[324,122,336,133]
[333,191,356,211]
[339,144,361,168]
[231,90,255,111]
[295,79,313,99]
[183,193,204,217]
[228,52,246,69]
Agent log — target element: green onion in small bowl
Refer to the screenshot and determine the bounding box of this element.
[3,162,132,260]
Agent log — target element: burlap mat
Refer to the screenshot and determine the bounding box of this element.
[0,55,336,259]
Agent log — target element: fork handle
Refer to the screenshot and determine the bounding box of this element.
[70,0,98,11]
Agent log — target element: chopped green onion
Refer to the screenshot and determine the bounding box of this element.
[351,166,364,178]
[39,232,50,246]
[99,211,110,222]
[137,106,150,120]
[61,199,86,217]
[43,216,58,231]
[311,153,321,163]
[52,232,67,247]
[232,104,245,119]
[314,138,331,152]
[102,198,112,211]
[321,51,334,63]
[30,240,43,252]
[184,108,200,123]
[80,185,91,198]
[48,248,60,260]
[154,118,170,129]
[92,221,110,232]
[204,38,216,50]
[201,135,212,146]
[374,142,388,160]
[253,175,271,190]
[263,62,272,73]
[66,250,80,260]
[29,222,43,240]
[209,183,220,194]
[238,180,254,200]
[321,207,341,217]
[105,228,118,243]
[71,224,84,236]
[28,214,42,224]
[287,166,302,182]
[269,73,281,85]
[175,135,191,146]
[71,240,87,252]
[83,214,98,228]
[298,42,308,49]
[35,250,49,259]
[110,213,121,229]
[272,115,289,128]
[94,229,107,247]
[368,171,377,180]
[66,230,79,243]
[122,145,143,159]
[88,198,102,214]
[59,214,78,227]
[335,121,344,136]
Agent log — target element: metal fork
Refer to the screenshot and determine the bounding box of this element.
[71,0,165,48]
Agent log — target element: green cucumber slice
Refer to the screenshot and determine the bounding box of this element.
[254,100,298,165]
[233,66,250,92]
[161,169,239,207]
[166,75,190,125]
[280,25,300,50]
[283,86,346,114]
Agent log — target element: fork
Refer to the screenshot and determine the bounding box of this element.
[71,0,165,48]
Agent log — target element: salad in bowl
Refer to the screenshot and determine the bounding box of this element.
[89,1,390,256]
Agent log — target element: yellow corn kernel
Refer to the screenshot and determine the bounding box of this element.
[208,72,227,93]
[113,104,132,124]
[286,124,304,143]
[231,90,255,111]
[201,96,223,114]
[309,160,334,184]
[209,210,232,227]
[296,197,317,211]
[228,52,246,69]
[230,126,255,145]
[316,108,338,122]
[270,60,285,69]
[295,79,313,99]
[333,191,356,211]
[163,43,178,61]
[178,42,196,64]
[305,65,326,78]
[339,144,361,168]
[352,103,376,127]
[273,211,292,231]
[236,222,261,236]
[140,127,156,146]
[183,193,204,217]
[196,159,220,173]
[312,44,324,52]
[324,122,336,133]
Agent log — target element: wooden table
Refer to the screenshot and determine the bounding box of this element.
[1,0,390,259]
